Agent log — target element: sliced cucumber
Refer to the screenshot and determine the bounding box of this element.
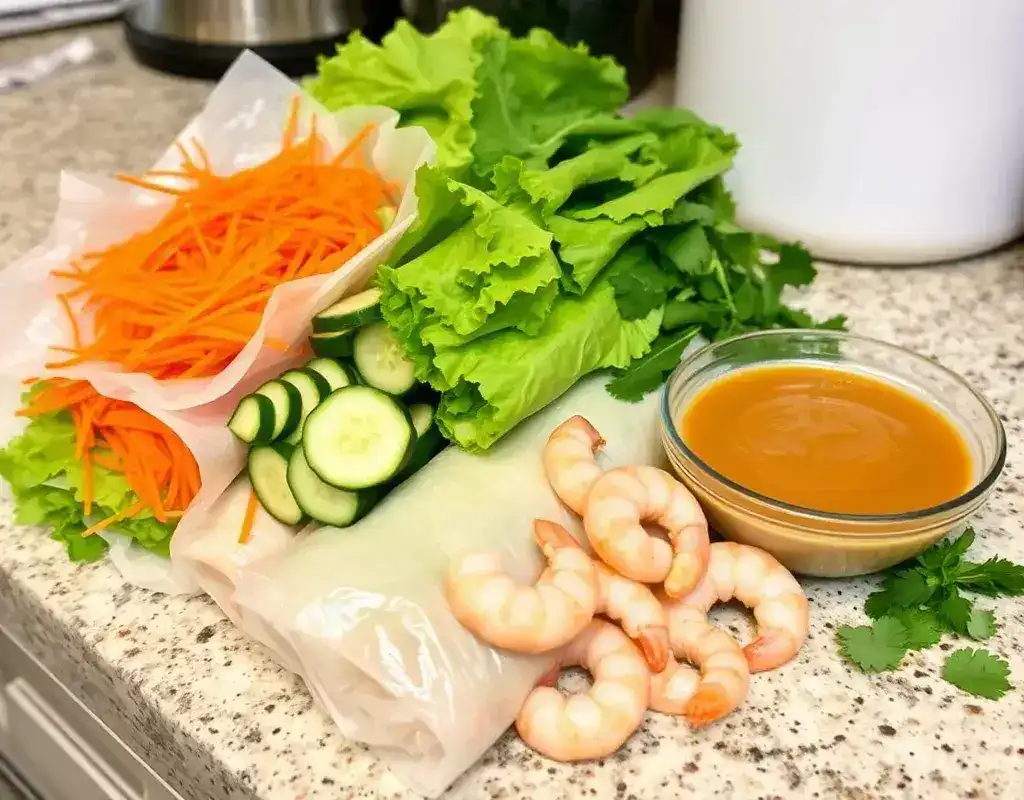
[287,445,380,527]
[227,394,276,445]
[255,379,301,441]
[310,329,355,359]
[396,403,444,481]
[306,357,355,393]
[279,369,329,445]
[312,288,382,333]
[248,443,305,525]
[303,385,415,490]
[353,322,416,396]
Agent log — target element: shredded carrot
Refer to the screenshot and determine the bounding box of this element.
[47,98,394,381]
[239,489,260,545]
[20,379,200,530]
[24,100,394,533]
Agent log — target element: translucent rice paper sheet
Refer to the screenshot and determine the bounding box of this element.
[0,51,435,593]
[234,375,667,798]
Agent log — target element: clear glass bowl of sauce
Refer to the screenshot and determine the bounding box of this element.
[660,330,1006,577]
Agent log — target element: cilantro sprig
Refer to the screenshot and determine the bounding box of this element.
[837,528,1021,700]
[606,179,846,402]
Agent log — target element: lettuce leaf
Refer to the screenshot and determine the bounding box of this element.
[432,272,662,451]
[0,409,175,563]
[306,8,501,170]
[469,29,628,177]
[379,166,561,385]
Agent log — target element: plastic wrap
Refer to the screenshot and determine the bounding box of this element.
[233,375,667,797]
[0,51,434,592]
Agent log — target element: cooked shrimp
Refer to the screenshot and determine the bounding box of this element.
[593,561,670,672]
[584,465,710,596]
[649,656,701,716]
[445,519,597,654]
[543,415,605,514]
[515,619,650,762]
[656,596,749,726]
[677,541,809,672]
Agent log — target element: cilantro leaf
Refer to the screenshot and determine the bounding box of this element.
[768,242,817,289]
[942,649,1012,699]
[937,588,973,635]
[966,608,997,640]
[918,529,974,573]
[607,244,676,321]
[864,570,936,618]
[837,617,909,672]
[606,326,700,402]
[653,224,713,275]
[890,608,943,650]
[953,557,1024,597]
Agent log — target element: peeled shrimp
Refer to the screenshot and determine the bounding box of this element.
[677,541,809,672]
[515,619,650,762]
[651,596,750,726]
[584,465,710,596]
[543,416,605,514]
[592,561,670,672]
[445,520,597,654]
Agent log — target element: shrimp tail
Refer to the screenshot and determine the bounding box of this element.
[636,625,671,673]
[533,519,581,552]
[744,630,800,672]
[683,683,736,728]
[567,415,605,450]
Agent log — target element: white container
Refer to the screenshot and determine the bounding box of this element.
[675,0,1024,263]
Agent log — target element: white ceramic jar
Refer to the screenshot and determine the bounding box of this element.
[675,0,1024,263]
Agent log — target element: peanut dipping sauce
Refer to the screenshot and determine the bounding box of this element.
[680,364,973,515]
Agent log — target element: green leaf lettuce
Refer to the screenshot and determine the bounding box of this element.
[0,408,175,563]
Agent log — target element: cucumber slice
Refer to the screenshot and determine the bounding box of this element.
[227,394,275,445]
[305,357,355,392]
[279,369,329,446]
[309,329,355,359]
[312,288,382,333]
[248,443,305,525]
[303,386,415,490]
[353,322,416,396]
[396,403,444,481]
[287,445,380,527]
[255,379,302,441]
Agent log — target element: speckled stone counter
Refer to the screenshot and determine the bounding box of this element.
[2,24,1023,800]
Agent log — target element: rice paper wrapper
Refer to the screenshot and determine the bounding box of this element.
[0,50,435,594]
[233,375,667,798]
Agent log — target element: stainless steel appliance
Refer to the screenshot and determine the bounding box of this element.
[124,0,401,78]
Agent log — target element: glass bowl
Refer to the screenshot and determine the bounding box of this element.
[660,329,1006,577]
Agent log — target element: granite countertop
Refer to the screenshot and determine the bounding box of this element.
[2,23,1023,800]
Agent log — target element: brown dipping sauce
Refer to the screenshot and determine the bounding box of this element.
[680,364,973,515]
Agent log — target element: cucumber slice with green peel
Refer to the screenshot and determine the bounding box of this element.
[227,394,276,445]
[287,445,380,527]
[395,403,444,481]
[279,369,329,446]
[255,379,302,441]
[295,367,332,399]
[309,329,355,359]
[353,322,416,396]
[312,288,382,333]
[302,385,415,490]
[305,357,355,392]
[248,443,306,525]
[409,403,435,438]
